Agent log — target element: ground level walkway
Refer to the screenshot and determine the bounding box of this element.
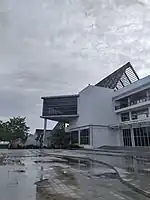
[0,149,150,200]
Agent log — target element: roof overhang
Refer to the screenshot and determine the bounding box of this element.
[41,94,79,99]
[40,114,79,122]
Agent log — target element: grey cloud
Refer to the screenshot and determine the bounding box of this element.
[0,0,150,132]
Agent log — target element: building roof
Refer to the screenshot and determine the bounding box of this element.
[95,62,139,90]
[41,94,79,99]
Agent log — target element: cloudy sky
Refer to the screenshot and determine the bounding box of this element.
[0,0,150,133]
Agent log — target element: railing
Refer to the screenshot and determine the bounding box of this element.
[115,96,150,110]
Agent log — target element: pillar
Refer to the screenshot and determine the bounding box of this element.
[90,125,93,148]
[78,130,80,145]
[43,118,47,146]
[148,107,150,117]
[129,111,132,121]
[131,127,135,147]
[128,97,130,106]
[119,128,124,146]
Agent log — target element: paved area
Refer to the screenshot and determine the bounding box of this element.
[42,149,150,194]
[0,149,150,200]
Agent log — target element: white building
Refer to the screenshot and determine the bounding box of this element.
[41,62,150,148]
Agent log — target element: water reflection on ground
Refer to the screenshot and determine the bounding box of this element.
[0,149,150,200]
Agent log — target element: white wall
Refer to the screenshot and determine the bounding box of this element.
[69,85,119,129]
[92,126,120,148]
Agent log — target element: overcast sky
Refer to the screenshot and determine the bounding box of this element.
[0,0,150,133]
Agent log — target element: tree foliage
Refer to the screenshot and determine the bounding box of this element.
[50,128,70,148]
[0,117,29,142]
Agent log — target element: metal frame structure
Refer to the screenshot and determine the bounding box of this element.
[95,62,139,90]
[41,94,78,120]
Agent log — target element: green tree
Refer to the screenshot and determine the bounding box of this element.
[6,117,30,142]
[0,121,7,141]
[50,128,70,148]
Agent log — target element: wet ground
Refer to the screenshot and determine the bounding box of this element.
[0,149,150,200]
[42,149,150,193]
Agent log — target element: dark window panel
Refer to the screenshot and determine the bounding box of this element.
[80,129,90,145]
[42,96,78,116]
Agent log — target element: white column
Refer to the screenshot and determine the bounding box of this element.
[78,130,80,145]
[43,118,47,146]
[148,107,150,118]
[120,129,123,146]
[129,111,132,121]
[128,97,130,106]
[90,125,93,148]
[131,127,135,147]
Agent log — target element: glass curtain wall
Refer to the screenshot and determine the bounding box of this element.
[80,129,90,145]
[133,127,150,146]
[122,129,132,146]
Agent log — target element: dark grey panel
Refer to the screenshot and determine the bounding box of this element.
[95,62,139,90]
[42,96,78,116]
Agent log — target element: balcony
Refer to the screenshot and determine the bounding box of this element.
[115,88,150,111]
[41,94,79,122]
[120,117,150,127]
[120,108,150,126]
[115,96,150,111]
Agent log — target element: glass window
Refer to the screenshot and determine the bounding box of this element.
[122,129,132,146]
[71,131,78,144]
[80,129,90,145]
[133,127,150,147]
[121,112,130,122]
[131,108,148,120]
[42,96,78,116]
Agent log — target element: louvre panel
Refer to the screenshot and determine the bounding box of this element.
[96,62,139,90]
[42,96,78,116]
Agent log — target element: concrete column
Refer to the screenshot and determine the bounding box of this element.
[130,127,135,147]
[148,107,150,118]
[78,130,80,145]
[69,132,72,144]
[90,125,93,148]
[129,111,132,121]
[119,129,123,146]
[128,97,130,106]
[146,91,149,100]
[43,118,47,146]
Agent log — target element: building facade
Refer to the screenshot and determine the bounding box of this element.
[41,62,150,148]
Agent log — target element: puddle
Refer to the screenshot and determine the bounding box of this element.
[0,150,150,200]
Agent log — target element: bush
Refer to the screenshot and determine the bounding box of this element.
[68,143,83,149]
[25,144,39,149]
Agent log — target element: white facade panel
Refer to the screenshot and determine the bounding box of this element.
[92,126,120,148]
[69,85,119,129]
